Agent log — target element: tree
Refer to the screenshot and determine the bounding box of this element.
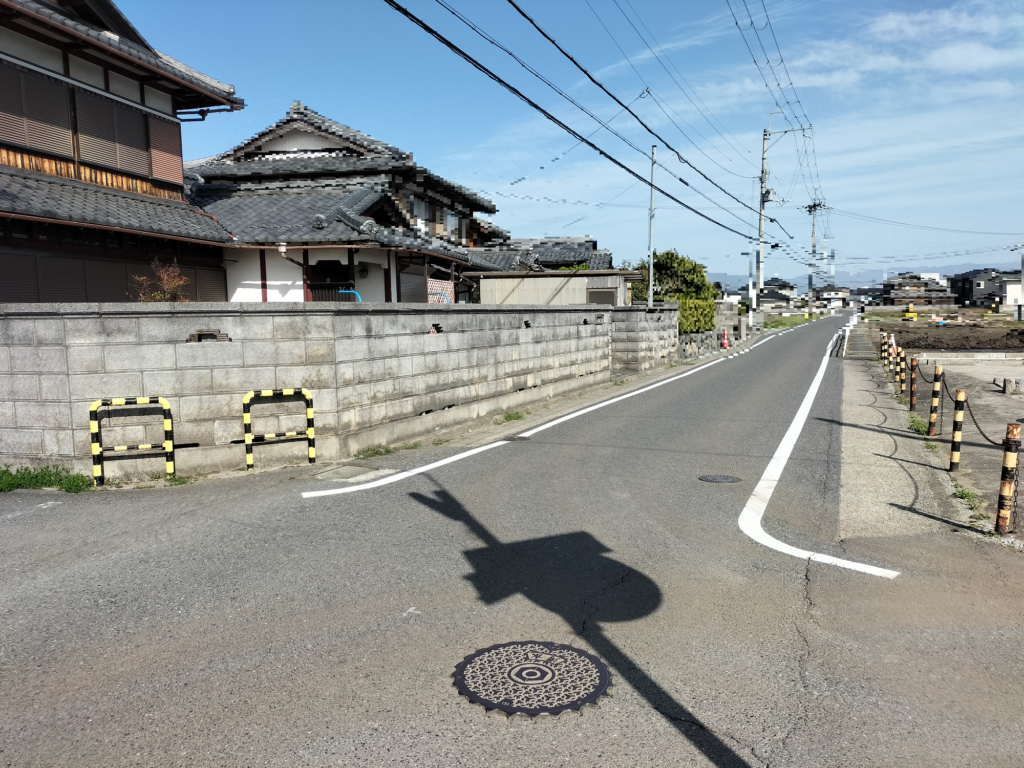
[130,258,191,302]
[621,250,717,303]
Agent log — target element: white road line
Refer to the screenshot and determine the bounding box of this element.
[302,325,811,499]
[737,320,900,579]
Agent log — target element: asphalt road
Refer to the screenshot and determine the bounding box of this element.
[3,314,1023,767]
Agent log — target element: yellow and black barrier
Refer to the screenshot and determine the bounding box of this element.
[89,396,174,487]
[949,389,966,471]
[928,365,943,436]
[997,423,1020,535]
[909,357,918,411]
[242,388,315,471]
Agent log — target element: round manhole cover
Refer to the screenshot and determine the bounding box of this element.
[699,475,742,483]
[453,641,611,716]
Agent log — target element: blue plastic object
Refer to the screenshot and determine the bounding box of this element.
[337,289,362,302]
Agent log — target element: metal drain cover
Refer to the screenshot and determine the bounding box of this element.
[453,641,610,716]
[699,475,742,483]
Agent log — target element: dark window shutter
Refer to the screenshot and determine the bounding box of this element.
[76,90,117,169]
[0,63,27,147]
[24,73,72,158]
[85,259,129,301]
[195,266,227,301]
[114,104,149,176]
[0,251,39,301]
[148,116,182,184]
[37,256,87,302]
[399,269,427,303]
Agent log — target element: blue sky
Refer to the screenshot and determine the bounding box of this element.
[123,0,1024,284]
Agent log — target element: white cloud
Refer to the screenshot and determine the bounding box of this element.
[924,41,1024,72]
[867,4,1020,41]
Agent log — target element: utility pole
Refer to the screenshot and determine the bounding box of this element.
[804,200,824,302]
[757,127,769,310]
[647,145,656,309]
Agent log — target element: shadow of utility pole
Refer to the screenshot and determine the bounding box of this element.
[409,482,752,768]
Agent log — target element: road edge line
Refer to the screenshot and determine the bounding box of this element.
[737,320,901,579]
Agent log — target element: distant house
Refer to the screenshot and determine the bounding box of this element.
[0,0,244,302]
[850,286,882,304]
[948,268,1019,308]
[470,237,613,272]
[759,289,793,309]
[882,273,956,306]
[467,269,642,306]
[762,277,796,298]
[187,101,502,303]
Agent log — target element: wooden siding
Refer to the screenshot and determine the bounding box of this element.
[0,145,184,200]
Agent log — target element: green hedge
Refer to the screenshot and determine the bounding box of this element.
[677,298,716,333]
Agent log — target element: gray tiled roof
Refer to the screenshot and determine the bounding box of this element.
[469,239,613,271]
[0,166,233,242]
[191,103,496,214]
[193,182,485,263]
[6,0,242,106]
[204,102,408,164]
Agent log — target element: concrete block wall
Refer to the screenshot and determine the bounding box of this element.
[610,305,679,372]
[1,302,674,478]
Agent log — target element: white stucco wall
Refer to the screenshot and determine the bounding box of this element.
[265,252,304,302]
[225,249,263,302]
[226,247,401,303]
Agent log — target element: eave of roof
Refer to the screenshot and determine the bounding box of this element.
[0,165,233,243]
[1,0,243,107]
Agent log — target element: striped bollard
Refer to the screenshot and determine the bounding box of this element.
[909,358,917,411]
[928,366,943,436]
[881,334,889,374]
[949,389,966,471]
[898,348,906,395]
[996,423,1021,534]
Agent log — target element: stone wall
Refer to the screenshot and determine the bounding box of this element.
[1,302,678,478]
[609,304,679,372]
[678,330,718,360]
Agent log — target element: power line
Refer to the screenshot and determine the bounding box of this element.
[577,0,754,178]
[614,0,756,169]
[381,0,751,238]
[431,0,774,234]
[501,0,791,236]
[827,208,1024,236]
[508,90,648,186]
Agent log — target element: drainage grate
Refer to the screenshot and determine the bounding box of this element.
[506,436,530,441]
[453,641,610,716]
[699,475,742,483]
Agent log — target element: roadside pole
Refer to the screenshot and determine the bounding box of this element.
[910,358,917,410]
[646,145,656,310]
[928,366,943,436]
[997,423,1021,534]
[949,390,966,471]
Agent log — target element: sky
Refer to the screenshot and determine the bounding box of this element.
[122,0,1024,285]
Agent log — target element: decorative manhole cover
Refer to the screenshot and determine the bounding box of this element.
[453,641,611,716]
[699,475,742,483]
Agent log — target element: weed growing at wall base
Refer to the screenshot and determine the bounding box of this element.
[0,466,92,493]
[354,446,395,459]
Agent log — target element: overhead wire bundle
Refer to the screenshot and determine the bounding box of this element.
[382,0,793,241]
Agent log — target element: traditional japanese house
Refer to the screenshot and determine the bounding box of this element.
[186,102,501,303]
[0,0,243,302]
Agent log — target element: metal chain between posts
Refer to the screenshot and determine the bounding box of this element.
[917,366,933,385]
[963,398,1002,446]
[942,375,1002,446]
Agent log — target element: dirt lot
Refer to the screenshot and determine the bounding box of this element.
[876,321,1024,350]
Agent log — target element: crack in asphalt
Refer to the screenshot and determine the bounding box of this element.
[764,560,816,768]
